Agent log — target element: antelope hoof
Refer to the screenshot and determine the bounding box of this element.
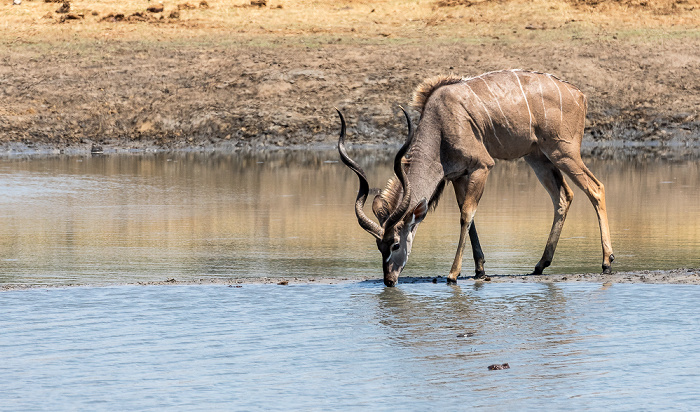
[446,277,458,284]
[531,260,550,276]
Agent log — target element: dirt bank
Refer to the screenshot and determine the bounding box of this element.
[2,39,699,153]
[1,1,699,153]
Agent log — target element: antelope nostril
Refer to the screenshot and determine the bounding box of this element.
[384,279,396,287]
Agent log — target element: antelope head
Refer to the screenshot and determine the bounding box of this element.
[337,108,428,287]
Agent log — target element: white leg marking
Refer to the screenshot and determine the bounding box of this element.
[465,83,502,147]
[476,77,515,136]
[513,70,533,135]
[547,74,564,127]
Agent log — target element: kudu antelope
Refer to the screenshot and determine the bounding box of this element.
[338,70,614,287]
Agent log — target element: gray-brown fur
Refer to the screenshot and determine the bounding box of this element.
[339,69,614,287]
[373,171,447,223]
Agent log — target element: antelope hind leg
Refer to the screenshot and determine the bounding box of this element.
[550,155,615,274]
[468,223,486,279]
[524,153,574,275]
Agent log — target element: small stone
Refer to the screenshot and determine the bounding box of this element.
[147,2,164,13]
[56,1,70,14]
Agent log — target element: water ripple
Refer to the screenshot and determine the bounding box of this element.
[2,283,699,410]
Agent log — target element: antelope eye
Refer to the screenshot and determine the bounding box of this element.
[391,243,401,252]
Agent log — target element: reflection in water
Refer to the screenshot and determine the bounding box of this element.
[375,283,580,371]
[348,282,700,408]
[1,275,699,409]
[0,150,698,285]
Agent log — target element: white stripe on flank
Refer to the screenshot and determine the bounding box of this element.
[538,76,547,128]
[463,70,509,82]
[512,70,532,134]
[547,74,564,127]
[476,76,515,135]
[563,83,582,108]
[465,83,502,147]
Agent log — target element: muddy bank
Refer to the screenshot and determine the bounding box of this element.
[1,38,699,152]
[3,268,700,290]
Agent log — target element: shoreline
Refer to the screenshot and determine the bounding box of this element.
[3,268,700,290]
[2,138,700,160]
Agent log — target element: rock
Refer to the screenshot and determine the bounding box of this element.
[100,13,125,22]
[59,13,83,22]
[128,11,150,21]
[147,2,164,13]
[55,1,70,14]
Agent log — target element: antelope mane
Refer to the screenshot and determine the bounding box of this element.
[411,74,464,114]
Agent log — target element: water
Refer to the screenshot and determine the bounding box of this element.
[1,150,699,410]
[1,283,699,410]
[0,151,698,285]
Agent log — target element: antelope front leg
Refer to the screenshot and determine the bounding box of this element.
[449,169,490,282]
[447,214,475,282]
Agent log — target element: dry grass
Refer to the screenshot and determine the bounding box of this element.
[1,0,698,45]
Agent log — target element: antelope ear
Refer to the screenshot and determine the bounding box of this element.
[372,194,388,223]
[409,198,429,226]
